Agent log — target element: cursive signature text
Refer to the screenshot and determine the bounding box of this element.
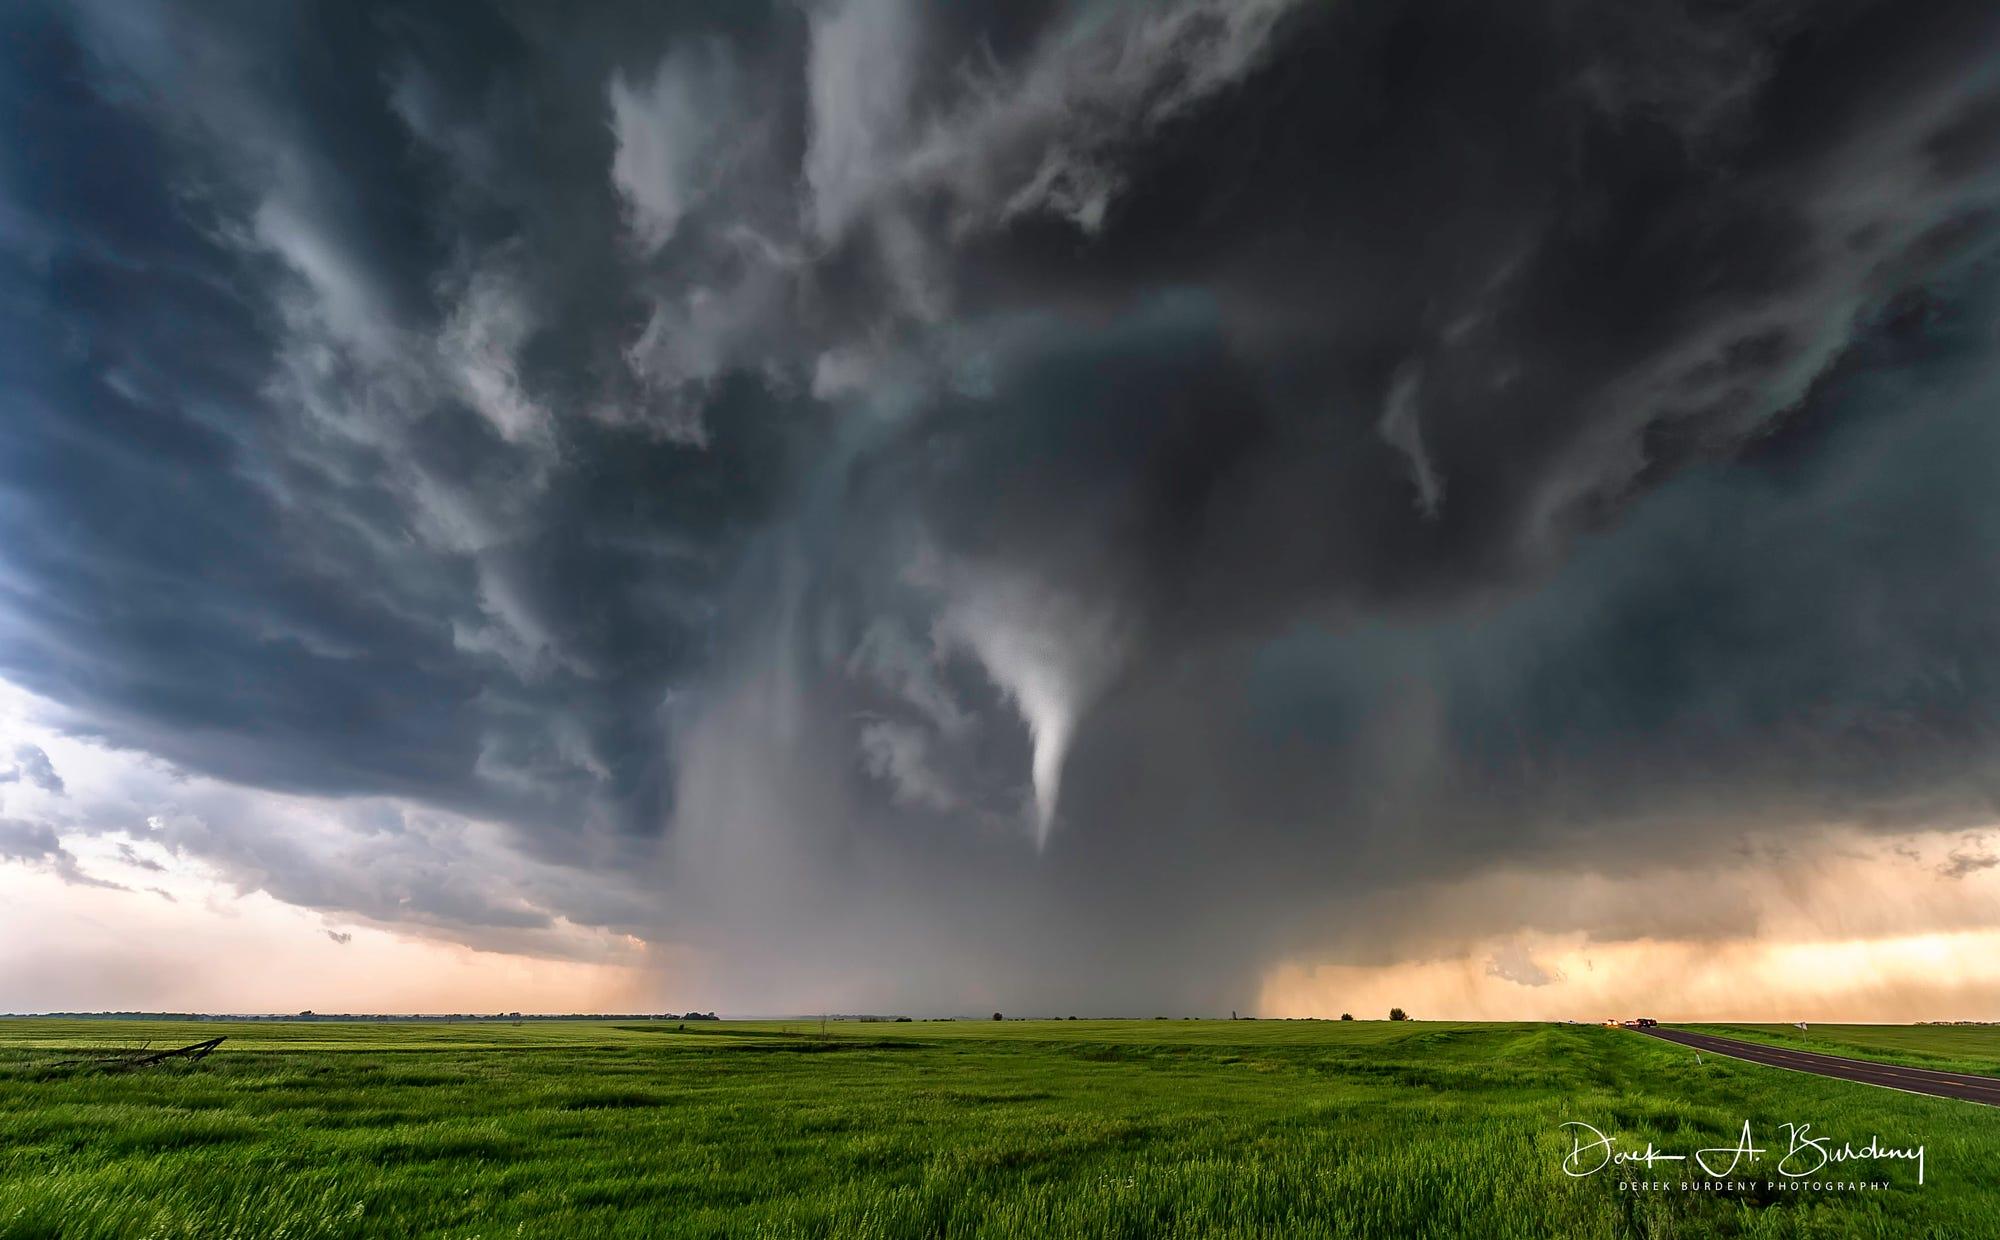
[1560,1120,1924,1186]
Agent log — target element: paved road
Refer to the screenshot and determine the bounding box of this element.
[1639,1026,2000,1107]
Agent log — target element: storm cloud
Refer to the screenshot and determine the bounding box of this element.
[2,0,1999,1013]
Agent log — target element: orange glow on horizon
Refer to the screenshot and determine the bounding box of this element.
[1260,928,2000,1023]
[0,861,688,1015]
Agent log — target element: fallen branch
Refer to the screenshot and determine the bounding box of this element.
[52,1036,226,1073]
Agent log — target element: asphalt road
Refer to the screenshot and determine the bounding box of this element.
[1639,1025,2000,1107]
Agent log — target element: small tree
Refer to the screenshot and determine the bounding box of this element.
[993,1012,1004,1021]
[1340,1012,1354,1021]
[1389,1008,1409,1021]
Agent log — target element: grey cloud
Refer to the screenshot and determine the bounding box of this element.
[802,0,919,243]
[140,799,557,936]
[326,930,353,945]
[856,718,959,813]
[115,843,166,873]
[608,41,743,254]
[0,819,126,891]
[437,252,553,451]
[1485,944,1562,988]
[1940,843,2000,880]
[805,0,1303,245]
[1376,365,1442,518]
[3,745,64,795]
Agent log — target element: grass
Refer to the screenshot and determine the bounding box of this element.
[1686,1024,2000,1078]
[0,1018,1991,1238]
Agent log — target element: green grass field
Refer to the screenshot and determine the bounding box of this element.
[0,1019,1991,1238]
[1687,1024,2000,1078]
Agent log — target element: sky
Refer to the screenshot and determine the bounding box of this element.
[2,0,1999,1019]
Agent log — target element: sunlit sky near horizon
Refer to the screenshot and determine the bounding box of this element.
[4,0,2000,1020]
[11,672,2000,1020]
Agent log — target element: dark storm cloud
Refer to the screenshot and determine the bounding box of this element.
[1,0,1998,1007]
[899,0,2000,635]
[655,0,2000,1009]
[750,0,2000,827]
[0,1,815,863]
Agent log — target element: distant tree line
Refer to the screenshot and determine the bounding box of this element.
[26,1010,723,1022]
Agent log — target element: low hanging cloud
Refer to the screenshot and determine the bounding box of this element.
[1,0,1998,1013]
[2,745,65,796]
[115,843,166,873]
[1939,840,2000,880]
[0,819,125,892]
[1485,943,1563,989]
